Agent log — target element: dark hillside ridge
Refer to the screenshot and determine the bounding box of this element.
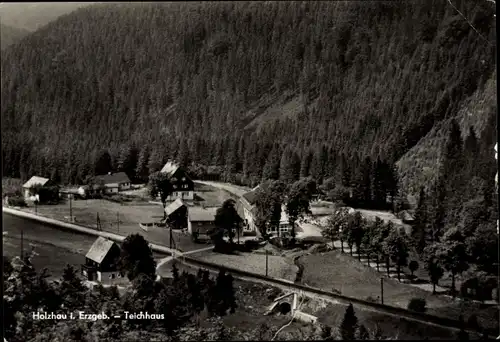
[1,1,496,194]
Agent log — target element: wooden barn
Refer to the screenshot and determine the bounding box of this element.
[81,237,122,283]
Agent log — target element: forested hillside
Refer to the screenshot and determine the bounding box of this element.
[1,1,496,198]
[0,23,29,50]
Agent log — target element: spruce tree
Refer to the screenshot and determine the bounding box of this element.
[340,303,358,340]
[262,143,281,181]
[412,186,428,254]
[279,146,300,184]
[299,148,313,178]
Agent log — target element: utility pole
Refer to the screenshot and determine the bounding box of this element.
[69,193,73,222]
[20,229,24,259]
[380,277,384,305]
[117,212,119,234]
[265,250,269,277]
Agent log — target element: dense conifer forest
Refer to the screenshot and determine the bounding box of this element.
[1,1,497,202]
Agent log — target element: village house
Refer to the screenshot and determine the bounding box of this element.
[93,171,131,194]
[160,161,194,201]
[164,198,188,229]
[22,176,55,201]
[81,236,122,283]
[187,206,218,239]
[240,184,293,237]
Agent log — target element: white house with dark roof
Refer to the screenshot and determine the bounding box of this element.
[93,172,131,194]
[187,206,218,237]
[22,176,52,201]
[160,161,194,201]
[240,183,293,237]
[81,236,121,283]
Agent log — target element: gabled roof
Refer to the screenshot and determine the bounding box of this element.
[85,237,117,264]
[188,207,218,222]
[165,198,186,216]
[160,161,179,177]
[94,172,130,185]
[23,176,50,188]
[241,182,270,207]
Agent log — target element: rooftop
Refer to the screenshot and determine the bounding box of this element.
[160,161,179,177]
[94,172,130,185]
[85,236,117,264]
[165,198,186,216]
[23,176,50,188]
[188,206,218,222]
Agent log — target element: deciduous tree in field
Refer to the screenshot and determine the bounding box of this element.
[214,199,243,244]
[383,229,409,282]
[409,260,419,278]
[119,234,156,281]
[436,228,469,297]
[423,243,444,294]
[369,217,385,271]
[148,171,174,215]
[254,180,287,238]
[285,177,316,243]
[377,221,394,276]
[350,212,366,261]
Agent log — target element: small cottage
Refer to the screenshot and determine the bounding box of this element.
[165,198,188,229]
[81,236,122,283]
[22,176,52,201]
[160,161,194,201]
[94,172,131,193]
[187,207,218,238]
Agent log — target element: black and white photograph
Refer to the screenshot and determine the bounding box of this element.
[1,1,498,341]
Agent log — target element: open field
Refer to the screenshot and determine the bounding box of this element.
[14,182,235,251]
[192,249,298,281]
[20,198,207,252]
[300,250,498,332]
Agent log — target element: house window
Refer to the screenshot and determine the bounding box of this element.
[182,177,186,181]
[173,184,177,189]
[172,177,177,182]
[110,274,116,279]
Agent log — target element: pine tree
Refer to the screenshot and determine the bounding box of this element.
[279,146,300,184]
[299,148,313,178]
[262,144,281,181]
[371,157,386,209]
[412,186,428,254]
[340,303,358,340]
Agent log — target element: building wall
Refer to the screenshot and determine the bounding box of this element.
[119,182,131,191]
[167,190,194,201]
[188,220,217,235]
[97,270,123,283]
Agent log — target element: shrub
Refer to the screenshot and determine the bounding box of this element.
[7,196,27,207]
[467,314,480,331]
[409,260,419,277]
[407,298,427,312]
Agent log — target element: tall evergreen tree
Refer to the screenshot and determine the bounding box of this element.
[340,303,358,341]
[262,143,281,181]
[299,148,313,178]
[412,186,429,254]
[279,146,300,184]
